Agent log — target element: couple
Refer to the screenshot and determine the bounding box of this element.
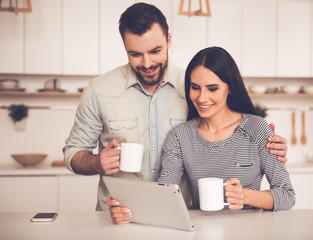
[108,46,295,223]
[63,3,294,225]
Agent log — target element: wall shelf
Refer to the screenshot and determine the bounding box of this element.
[0,91,81,97]
[249,93,313,98]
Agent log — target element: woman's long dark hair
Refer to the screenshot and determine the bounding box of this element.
[185,47,256,121]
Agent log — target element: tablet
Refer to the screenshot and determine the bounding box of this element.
[103,176,194,231]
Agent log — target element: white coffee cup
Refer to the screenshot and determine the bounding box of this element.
[198,177,229,211]
[117,143,144,172]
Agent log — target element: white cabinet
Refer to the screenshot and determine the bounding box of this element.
[24,0,62,74]
[289,173,313,210]
[208,0,242,71]
[242,1,276,77]
[63,0,99,75]
[0,10,24,74]
[0,176,58,212]
[277,1,311,77]
[0,174,99,212]
[99,0,133,74]
[171,0,207,69]
[58,175,99,211]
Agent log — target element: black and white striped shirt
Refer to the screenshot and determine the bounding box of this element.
[158,113,295,211]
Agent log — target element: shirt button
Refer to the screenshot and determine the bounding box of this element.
[152,101,155,104]
[152,124,156,128]
[152,147,156,151]
[128,126,132,129]
[152,170,155,173]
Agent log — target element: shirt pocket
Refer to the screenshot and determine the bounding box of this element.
[170,119,186,128]
[109,119,139,143]
[234,160,258,187]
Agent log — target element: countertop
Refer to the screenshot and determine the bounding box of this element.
[0,164,73,176]
[0,209,312,240]
[1,162,313,176]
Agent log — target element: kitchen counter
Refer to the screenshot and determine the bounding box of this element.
[1,162,313,176]
[0,209,312,240]
[0,164,73,176]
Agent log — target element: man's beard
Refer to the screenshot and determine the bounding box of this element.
[133,61,167,87]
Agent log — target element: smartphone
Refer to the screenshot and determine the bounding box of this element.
[31,212,58,222]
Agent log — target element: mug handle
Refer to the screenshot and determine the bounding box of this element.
[223,183,230,206]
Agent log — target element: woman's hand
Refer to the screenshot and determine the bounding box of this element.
[224,178,245,210]
[106,196,132,224]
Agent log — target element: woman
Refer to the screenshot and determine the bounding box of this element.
[158,47,295,211]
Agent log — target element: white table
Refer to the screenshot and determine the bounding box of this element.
[0,210,312,240]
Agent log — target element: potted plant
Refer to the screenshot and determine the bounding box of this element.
[8,104,29,130]
[255,104,268,118]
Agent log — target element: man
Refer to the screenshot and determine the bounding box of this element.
[63,2,287,224]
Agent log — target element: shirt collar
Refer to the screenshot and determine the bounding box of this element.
[124,61,185,97]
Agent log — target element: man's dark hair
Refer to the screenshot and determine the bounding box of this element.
[119,2,169,41]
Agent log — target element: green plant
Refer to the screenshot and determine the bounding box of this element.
[8,104,29,123]
[255,104,268,118]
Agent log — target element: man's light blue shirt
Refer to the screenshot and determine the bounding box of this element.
[63,62,187,210]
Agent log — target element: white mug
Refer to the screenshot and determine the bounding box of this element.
[117,143,144,172]
[198,177,229,211]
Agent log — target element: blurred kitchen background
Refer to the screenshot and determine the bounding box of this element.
[1,0,313,212]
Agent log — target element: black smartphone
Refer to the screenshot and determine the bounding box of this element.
[31,212,58,222]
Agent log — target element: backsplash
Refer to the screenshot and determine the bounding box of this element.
[0,74,313,167]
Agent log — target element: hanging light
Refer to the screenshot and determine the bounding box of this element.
[179,0,211,17]
[0,0,32,14]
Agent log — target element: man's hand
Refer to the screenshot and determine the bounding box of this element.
[267,123,288,163]
[99,139,121,175]
[106,196,131,224]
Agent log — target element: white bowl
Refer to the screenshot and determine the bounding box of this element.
[281,85,301,94]
[11,153,47,167]
[249,85,267,94]
[303,85,313,94]
[0,79,19,89]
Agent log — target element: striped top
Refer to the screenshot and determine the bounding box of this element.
[158,113,295,211]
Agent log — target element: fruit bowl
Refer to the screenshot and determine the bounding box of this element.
[11,153,47,167]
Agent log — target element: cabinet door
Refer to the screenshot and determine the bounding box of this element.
[24,0,62,74]
[58,175,99,211]
[0,9,24,73]
[208,0,242,72]
[63,0,99,75]
[289,173,313,209]
[171,0,207,69]
[242,1,276,77]
[277,2,311,77]
[99,0,133,74]
[0,176,58,212]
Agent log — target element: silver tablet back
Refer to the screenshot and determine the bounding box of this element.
[103,176,194,231]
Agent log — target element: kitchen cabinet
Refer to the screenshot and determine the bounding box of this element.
[63,0,99,75]
[0,174,99,212]
[0,176,58,212]
[99,0,133,74]
[208,0,242,71]
[0,10,24,74]
[242,1,276,77]
[277,1,311,77]
[24,0,62,75]
[58,175,99,211]
[171,0,207,69]
[289,173,313,209]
